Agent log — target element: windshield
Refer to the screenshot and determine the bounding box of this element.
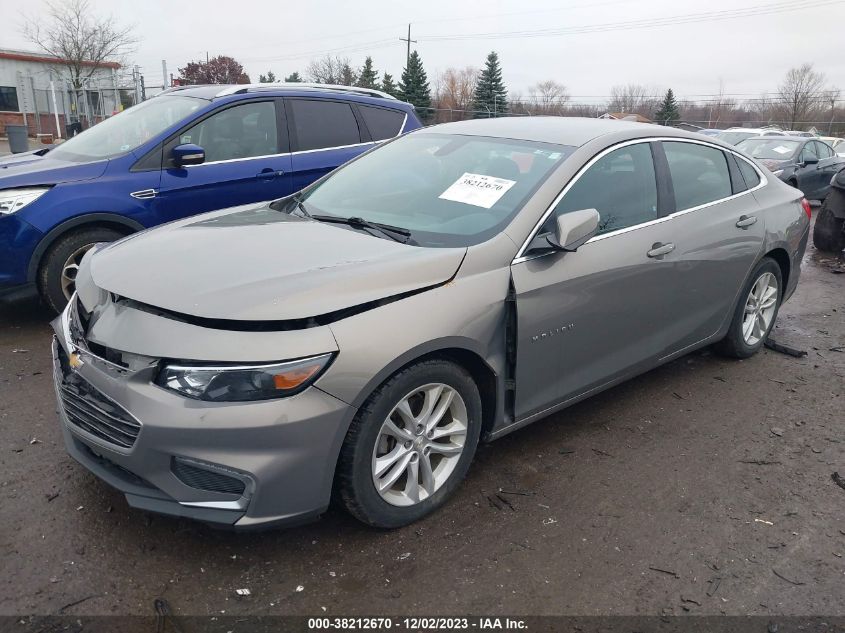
[294,132,574,248]
[736,138,800,160]
[49,96,205,162]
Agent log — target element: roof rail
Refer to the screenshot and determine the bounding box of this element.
[214,82,397,100]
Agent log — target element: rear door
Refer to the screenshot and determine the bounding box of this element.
[512,140,678,419]
[155,99,292,223]
[286,98,374,192]
[814,140,841,195]
[656,140,765,355]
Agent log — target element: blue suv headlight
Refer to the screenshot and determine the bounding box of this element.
[0,187,50,215]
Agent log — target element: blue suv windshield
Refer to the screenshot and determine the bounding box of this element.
[49,96,206,162]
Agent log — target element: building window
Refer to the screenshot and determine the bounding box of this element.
[0,87,19,112]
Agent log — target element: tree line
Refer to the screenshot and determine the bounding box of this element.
[20,0,843,134]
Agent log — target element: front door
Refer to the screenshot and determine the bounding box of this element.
[512,141,677,420]
[156,99,292,222]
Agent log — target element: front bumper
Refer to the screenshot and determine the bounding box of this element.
[51,321,354,529]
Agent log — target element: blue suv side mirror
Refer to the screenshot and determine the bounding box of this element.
[172,144,206,167]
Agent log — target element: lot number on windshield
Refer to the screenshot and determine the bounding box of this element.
[439,172,517,209]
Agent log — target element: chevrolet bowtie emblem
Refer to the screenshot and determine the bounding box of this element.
[68,352,84,369]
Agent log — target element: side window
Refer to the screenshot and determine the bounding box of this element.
[289,99,361,151]
[736,157,761,189]
[815,141,833,159]
[545,142,658,236]
[359,105,405,141]
[177,101,278,163]
[800,142,819,163]
[663,141,732,211]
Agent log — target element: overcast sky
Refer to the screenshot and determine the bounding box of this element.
[7,0,845,103]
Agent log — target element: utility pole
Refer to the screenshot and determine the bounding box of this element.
[399,24,417,68]
[161,60,168,91]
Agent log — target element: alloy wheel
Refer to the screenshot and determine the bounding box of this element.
[60,244,95,301]
[742,272,778,346]
[371,383,468,507]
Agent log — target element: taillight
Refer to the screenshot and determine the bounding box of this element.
[800,198,812,219]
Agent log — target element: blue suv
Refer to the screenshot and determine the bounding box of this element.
[0,83,421,311]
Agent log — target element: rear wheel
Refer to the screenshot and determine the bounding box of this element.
[38,227,125,313]
[714,257,782,359]
[813,190,845,253]
[335,359,482,528]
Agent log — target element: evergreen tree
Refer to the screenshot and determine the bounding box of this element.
[356,56,379,89]
[655,89,681,125]
[284,71,302,83]
[258,70,276,83]
[398,50,432,121]
[381,73,397,97]
[471,51,508,118]
[339,62,357,86]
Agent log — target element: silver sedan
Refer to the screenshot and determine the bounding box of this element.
[53,117,810,529]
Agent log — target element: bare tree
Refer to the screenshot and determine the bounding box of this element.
[774,63,828,129]
[23,0,135,90]
[608,84,654,115]
[433,67,478,119]
[306,55,354,84]
[528,80,569,115]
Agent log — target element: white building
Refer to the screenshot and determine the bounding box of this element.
[0,48,136,139]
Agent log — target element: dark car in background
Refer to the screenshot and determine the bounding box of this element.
[737,136,845,199]
[0,83,421,312]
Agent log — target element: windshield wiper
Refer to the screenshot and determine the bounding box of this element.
[310,214,413,244]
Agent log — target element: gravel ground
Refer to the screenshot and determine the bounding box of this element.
[0,238,843,619]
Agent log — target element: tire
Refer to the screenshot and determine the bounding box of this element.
[335,359,482,528]
[813,190,845,253]
[714,257,783,359]
[38,227,124,313]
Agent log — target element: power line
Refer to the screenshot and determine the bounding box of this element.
[420,0,842,41]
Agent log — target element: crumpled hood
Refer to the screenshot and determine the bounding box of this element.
[89,204,466,321]
[0,150,108,187]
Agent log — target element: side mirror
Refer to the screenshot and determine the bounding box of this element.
[546,208,600,252]
[172,143,205,167]
[802,154,819,166]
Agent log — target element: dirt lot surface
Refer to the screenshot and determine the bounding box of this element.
[1,241,843,619]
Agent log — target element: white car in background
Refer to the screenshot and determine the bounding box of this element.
[715,127,786,145]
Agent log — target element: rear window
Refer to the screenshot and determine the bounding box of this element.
[289,99,361,151]
[737,158,761,189]
[663,141,732,211]
[359,105,405,141]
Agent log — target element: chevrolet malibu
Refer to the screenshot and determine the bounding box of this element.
[53,118,810,529]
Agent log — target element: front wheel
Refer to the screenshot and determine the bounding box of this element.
[38,227,125,313]
[335,359,482,528]
[714,257,782,359]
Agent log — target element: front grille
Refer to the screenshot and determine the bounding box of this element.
[57,347,141,449]
[172,459,246,495]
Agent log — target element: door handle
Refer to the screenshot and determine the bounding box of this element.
[735,215,757,228]
[256,168,283,180]
[647,242,675,258]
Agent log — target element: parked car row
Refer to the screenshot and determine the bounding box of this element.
[0,83,422,311]
[736,136,845,200]
[50,115,811,529]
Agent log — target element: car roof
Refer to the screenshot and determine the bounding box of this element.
[424,116,707,147]
[749,136,804,141]
[157,83,407,108]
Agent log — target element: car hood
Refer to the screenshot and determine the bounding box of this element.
[0,150,108,187]
[89,203,467,322]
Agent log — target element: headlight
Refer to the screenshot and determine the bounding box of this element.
[772,169,784,177]
[156,354,333,402]
[0,187,50,215]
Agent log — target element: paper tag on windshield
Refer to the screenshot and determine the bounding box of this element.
[773,145,792,154]
[439,173,516,209]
